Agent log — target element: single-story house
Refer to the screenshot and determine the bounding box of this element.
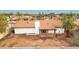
[13,19,64,35]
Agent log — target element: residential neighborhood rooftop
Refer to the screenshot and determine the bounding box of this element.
[14,20,35,28]
[14,19,63,29]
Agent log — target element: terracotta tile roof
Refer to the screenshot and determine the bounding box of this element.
[14,20,35,28]
[40,19,63,29]
[14,19,63,29]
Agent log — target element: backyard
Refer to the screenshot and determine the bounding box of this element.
[0,33,77,48]
[0,11,79,48]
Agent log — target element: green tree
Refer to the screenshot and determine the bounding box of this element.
[15,12,22,20]
[63,13,76,37]
[0,16,8,33]
[3,13,13,17]
[48,13,55,19]
[38,13,44,20]
[16,12,22,16]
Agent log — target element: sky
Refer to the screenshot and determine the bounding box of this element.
[0,10,79,14]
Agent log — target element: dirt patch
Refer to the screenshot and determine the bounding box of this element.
[0,34,73,48]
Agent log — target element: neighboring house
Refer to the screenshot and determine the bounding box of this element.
[13,19,64,35]
[12,15,33,20]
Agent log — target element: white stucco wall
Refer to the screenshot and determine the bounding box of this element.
[47,28,64,34]
[14,27,64,34]
[55,28,64,34]
[14,28,35,34]
[35,20,40,34]
[48,30,54,33]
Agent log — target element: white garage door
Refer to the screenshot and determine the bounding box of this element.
[14,28,35,34]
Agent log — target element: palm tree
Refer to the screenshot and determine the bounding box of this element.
[62,13,76,37]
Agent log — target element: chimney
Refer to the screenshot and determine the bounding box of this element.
[35,20,40,34]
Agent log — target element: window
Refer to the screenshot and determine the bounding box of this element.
[41,30,47,33]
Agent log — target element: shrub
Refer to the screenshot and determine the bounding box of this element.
[71,36,79,46]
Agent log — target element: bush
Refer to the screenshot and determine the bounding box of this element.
[65,30,79,46]
[71,36,79,46]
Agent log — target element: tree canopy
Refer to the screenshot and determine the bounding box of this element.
[0,15,8,33]
[63,13,76,31]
